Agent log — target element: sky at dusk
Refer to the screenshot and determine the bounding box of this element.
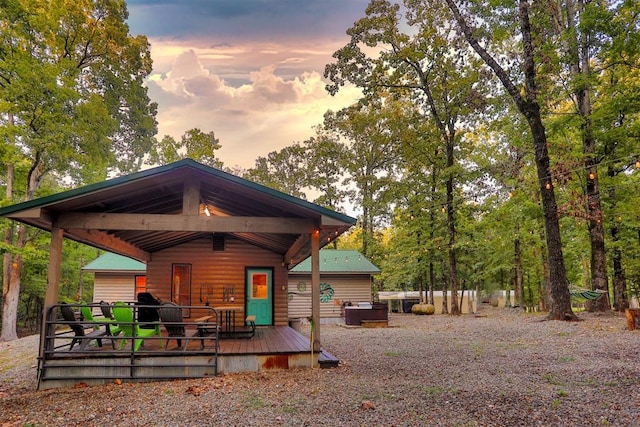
[125,0,369,169]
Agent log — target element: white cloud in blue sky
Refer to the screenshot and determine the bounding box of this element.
[126,0,369,168]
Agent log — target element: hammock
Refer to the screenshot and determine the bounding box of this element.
[569,288,607,300]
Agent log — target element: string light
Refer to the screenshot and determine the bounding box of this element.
[545,182,552,190]
[588,171,596,180]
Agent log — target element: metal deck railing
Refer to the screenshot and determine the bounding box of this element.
[38,303,220,389]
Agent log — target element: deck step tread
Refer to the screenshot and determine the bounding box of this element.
[319,349,339,368]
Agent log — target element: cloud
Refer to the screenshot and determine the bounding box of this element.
[127,0,367,168]
[148,48,360,168]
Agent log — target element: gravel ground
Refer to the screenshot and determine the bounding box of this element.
[1,305,639,426]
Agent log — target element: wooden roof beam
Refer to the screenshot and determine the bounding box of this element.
[58,212,316,234]
[64,228,151,262]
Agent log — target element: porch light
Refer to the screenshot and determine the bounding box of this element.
[204,205,211,216]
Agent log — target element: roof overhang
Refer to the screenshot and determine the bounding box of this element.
[0,159,356,267]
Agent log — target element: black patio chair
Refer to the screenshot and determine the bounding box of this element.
[98,300,122,336]
[60,303,106,351]
[136,292,161,329]
[158,302,185,350]
[99,300,114,319]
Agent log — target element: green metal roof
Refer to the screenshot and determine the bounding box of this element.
[290,250,380,274]
[82,252,146,272]
[0,158,356,264]
[0,158,356,225]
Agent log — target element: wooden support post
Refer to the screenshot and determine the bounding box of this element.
[183,178,200,216]
[311,229,321,353]
[40,221,63,359]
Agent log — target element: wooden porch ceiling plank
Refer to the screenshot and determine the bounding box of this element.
[58,213,315,234]
[65,229,150,262]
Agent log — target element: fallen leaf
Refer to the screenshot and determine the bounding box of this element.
[360,400,375,410]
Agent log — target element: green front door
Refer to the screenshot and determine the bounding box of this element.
[246,268,273,325]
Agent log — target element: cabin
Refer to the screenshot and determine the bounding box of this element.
[86,249,380,326]
[0,159,355,389]
[82,252,147,303]
[287,249,380,324]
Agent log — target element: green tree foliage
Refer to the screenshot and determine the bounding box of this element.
[148,128,223,169]
[443,0,577,319]
[302,131,352,214]
[325,0,491,314]
[322,92,403,263]
[1,0,157,341]
[540,0,640,312]
[243,143,307,199]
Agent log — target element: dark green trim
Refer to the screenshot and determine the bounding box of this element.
[290,250,380,274]
[0,159,356,225]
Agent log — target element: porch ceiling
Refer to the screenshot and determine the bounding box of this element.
[0,159,356,267]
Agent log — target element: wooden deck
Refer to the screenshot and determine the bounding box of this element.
[146,325,312,354]
[38,325,339,389]
[218,326,310,355]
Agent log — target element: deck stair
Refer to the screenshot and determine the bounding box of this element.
[318,349,339,368]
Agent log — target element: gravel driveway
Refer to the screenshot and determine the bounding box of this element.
[1,305,639,426]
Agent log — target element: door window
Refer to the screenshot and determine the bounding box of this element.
[251,273,268,299]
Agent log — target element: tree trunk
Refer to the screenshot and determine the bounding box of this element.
[441,269,449,314]
[514,224,524,307]
[428,167,437,306]
[428,260,435,305]
[1,144,48,341]
[538,228,550,312]
[446,134,460,315]
[611,233,628,312]
[445,0,575,320]
[1,226,26,341]
[527,272,534,311]
[1,158,18,342]
[605,127,628,312]
[530,110,574,319]
[563,0,609,312]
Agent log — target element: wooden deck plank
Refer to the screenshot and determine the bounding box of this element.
[57,326,312,356]
[215,326,311,355]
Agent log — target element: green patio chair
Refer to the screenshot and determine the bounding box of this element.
[98,300,122,336]
[80,305,100,330]
[112,301,162,351]
[81,303,121,342]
